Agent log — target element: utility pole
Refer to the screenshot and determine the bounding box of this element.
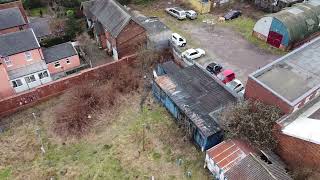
[33,112,45,154]
[142,123,146,151]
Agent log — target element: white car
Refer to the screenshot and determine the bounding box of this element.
[226,79,245,96]
[182,48,205,60]
[165,7,186,20]
[186,10,197,20]
[171,33,186,47]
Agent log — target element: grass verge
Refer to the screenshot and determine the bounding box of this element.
[223,17,287,55]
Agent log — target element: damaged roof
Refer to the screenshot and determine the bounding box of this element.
[155,61,237,137]
[0,7,26,30]
[89,0,134,37]
[207,139,293,180]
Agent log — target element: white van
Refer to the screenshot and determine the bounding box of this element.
[171,33,186,47]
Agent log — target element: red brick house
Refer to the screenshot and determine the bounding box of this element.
[0,29,52,97]
[0,7,28,35]
[245,36,320,114]
[43,42,81,78]
[81,0,147,60]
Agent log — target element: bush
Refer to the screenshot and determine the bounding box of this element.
[40,36,72,47]
[23,0,46,9]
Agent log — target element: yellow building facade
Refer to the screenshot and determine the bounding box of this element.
[186,0,212,14]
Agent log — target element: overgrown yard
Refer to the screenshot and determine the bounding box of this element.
[0,85,210,179]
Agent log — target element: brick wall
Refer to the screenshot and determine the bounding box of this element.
[0,55,136,118]
[274,124,320,170]
[245,77,292,114]
[116,20,147,58]
[0,0,28,22]
[0,24,28,35]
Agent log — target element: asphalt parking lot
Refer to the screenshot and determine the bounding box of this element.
[179,22,279,83]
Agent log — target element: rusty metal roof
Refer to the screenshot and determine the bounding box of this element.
[207,139,293,180]
[155,62,237,137]
[207,139,255,172]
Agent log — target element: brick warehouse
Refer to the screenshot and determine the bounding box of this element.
[245,36,320,114]
[246,36,320,170]
[81,0,147,60]
[275,97,320,170]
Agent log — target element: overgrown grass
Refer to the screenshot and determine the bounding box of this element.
[28,7,48,17]
[223,17,287,55]
[0,95,210,179]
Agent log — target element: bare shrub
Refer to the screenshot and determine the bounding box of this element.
[53,84,103,138]
[53,64,142,138]
[220,100,283,150]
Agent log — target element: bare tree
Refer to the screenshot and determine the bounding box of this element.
[220,100,283,150]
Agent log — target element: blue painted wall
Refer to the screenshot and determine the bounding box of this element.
[152,81,223,151]
[270,18,290,46]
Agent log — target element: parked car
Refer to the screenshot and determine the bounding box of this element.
[186,10,197,20]
[224,10,242,20]
[171,33,187,47]
[206,62,223,75]
[165,7,186,20]
[182,48,205,60]
[217,69,235,84]
[226,79,245,96]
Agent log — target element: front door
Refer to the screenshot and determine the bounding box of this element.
[267,31,283,48]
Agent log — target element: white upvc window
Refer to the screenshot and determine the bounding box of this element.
[12,79,23,88]
[4,57,12,67]
[54,61,61,68]
[38,71,49,79]
[25,51,33,61]
[25,75,36,83]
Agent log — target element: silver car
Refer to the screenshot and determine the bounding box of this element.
[186,10,197,20]
[165,7,186,20]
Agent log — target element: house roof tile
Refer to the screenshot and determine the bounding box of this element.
[0,7,26,30]
[43,42,77,64]
[0,29,39,57]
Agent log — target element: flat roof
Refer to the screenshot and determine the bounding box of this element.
[281,99,320,144]
[155,61,237,137]
[251,36,320,103]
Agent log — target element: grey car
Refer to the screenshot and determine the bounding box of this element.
[165,7,186,20]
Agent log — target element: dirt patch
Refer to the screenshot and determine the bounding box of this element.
[212,2,266,20]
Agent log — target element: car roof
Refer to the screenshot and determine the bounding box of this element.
[172,32,182,38]
[187,10,196,13]
[207,62,217,67]
[173,7,185,11]
[185,49,196,53]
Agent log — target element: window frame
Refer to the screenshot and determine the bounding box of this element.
[25,75,36,83]
[3,56,12,67]
[54,61,61,68]
[25,51,33,61]
[38,71,49,79]
[12,79,23,88]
